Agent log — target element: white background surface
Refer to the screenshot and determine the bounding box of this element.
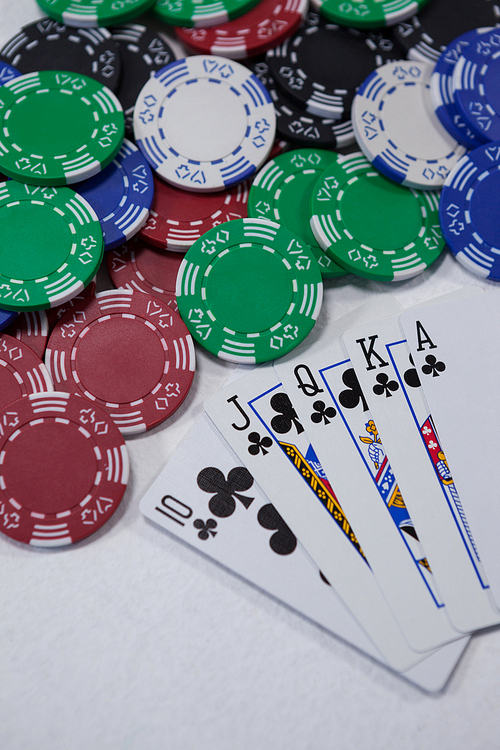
[2,2,500,747]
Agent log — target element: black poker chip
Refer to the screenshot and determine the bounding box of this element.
[0,18,122,92]
[394,0,500,63]
[249,58,355,149]
[265,13,404,120]
[111,23,176,136]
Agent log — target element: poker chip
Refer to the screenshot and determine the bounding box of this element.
[0,333,53,414]
[250,59,355,149]
[0,59,21,86]
[439,141,500,281]
[248,149,347,279]
[265,17,402,119]
[311,0,429,29]
[111,24,176,136]
[430,30,483,150]
[46,280,96,331]
[0,309,18,332]
[35,0,156,28]
[0,181,103,312]
[134,56,276,193]
[310,151,444,281]
[0,71,124,186]
[352,60,466,190]
[175,0,307,59]
[107,237,183,311]
[452,27,500,144]
[139,174,248,251]
[5,310,49,359]
[0,391,129,547]
[394,0,500,63]
[75,139,154,251]
[176,217,323,363]
[46,290,195,434]
[0,20,121,91]
[154,0,261,28]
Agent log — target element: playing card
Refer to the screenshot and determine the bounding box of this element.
[140,411,468,691]
[205,363,430,671]
[342,309,500,633]
[401,292,500,612]
[275,308,461,652]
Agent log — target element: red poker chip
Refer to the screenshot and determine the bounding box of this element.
[139,175,248,252]
[107,237,183,312]
[0,391,129,547]
[5,309,49,359]
[176,0,308,59]
[0,333,53,412]
[45,289,196,435]
[46,280,97,332]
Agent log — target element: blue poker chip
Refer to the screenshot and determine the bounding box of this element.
[452,27,500,144]
[75,138,154,251]
[133,55,276,192]
[0,308,17,331]
[430,30,484,150]
[0,60,21,87]
[439,141,500,280]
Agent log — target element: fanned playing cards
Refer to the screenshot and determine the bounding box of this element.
[140,291,500,692]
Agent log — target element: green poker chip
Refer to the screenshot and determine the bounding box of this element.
[154,0,261,27]
[0,71,124,186]
[310,152,445,282]
[0,180,103,311]
[176,218,323,363]
[248,148,348,280]
[35,0,156,27]
[311,0,430,29]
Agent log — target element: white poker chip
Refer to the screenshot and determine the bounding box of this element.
[352,60,466,190]
[133,55,276,193]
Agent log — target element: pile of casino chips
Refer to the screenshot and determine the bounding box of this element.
[1,0,499,548]
[0,23,195,548]
[246,147,446,284]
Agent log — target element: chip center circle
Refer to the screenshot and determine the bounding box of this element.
[78,162,126,216]
[0,201,72,279]
[161,79,247,162]
[156,183,228,222]
[74,316,166,403]
[383,83,456,160]
[295,30,385,91]
[205,246,294,333]
[2,421,97,515]
[470,169,500,247]
[133,247,181,294]
[8,89,95,156]
[339,173,422,250]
